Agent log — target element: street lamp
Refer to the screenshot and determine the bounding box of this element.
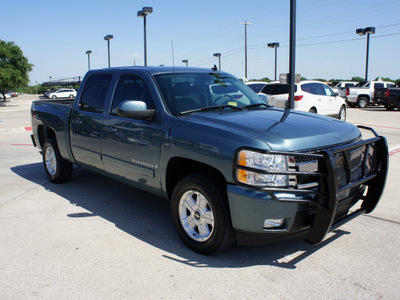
[182,59,188,67]
[137,6,153,66]
[267,43,279,81]
[86,50,92,71]
[356,27,375,81]
[104,35,113,68]
[213,53,221,70]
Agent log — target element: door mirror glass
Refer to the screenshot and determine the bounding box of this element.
[117,100,155,120]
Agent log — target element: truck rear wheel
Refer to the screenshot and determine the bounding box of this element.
[170,173,235,254]
[42,138,73,183]
[357,97,369,108]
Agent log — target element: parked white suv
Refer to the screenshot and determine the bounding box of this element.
[46,89,76,99]
[261,81,347,121]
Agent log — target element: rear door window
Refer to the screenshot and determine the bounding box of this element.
[79,74,112,113]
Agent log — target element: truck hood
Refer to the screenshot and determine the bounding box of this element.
[185,109,361,151]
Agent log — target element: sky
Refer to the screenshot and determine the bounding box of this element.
[2,0,400,85]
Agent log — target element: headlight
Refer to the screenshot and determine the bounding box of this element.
[235,150,288,187]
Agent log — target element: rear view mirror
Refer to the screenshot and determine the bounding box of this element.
[212,84,239,94]
[117,100,155,120]
[258,94,269,103]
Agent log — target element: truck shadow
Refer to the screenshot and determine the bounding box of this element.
[11,163,350,269]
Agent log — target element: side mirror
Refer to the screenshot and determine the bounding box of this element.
[117,100,155,120]
[258,93,269,104]
[334,92,339,96]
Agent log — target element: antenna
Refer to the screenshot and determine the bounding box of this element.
[171,40,175,67]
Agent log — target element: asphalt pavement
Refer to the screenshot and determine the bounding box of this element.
[0,95,399,299]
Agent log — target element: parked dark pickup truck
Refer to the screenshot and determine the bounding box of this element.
[31,67,388,254]
[374,85,400,111]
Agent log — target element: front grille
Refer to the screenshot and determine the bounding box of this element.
[333,143,379,189]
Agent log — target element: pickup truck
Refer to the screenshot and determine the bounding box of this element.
[374,85,400,111]
[343,80,396,108]
[330,81,357,95]
[31,67,388,254]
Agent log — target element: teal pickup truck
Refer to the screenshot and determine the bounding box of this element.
[31,67,388,254]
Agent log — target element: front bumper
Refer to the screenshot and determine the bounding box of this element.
[227,126,388,245]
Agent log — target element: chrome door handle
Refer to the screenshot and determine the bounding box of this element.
[71,119,82,124]
[104,126,117,132]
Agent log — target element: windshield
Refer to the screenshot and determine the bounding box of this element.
[154,73,265,116]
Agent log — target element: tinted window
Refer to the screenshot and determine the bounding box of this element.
[154,73,264,116]
[247,83,266,93]
[111,74,154,115]
[374,83,384,89]
[80,74,112,113]
[261,84,297,95]
[301,83,324,95]
[344,83,355,88]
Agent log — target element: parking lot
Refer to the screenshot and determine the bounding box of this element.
[1,95,399,299]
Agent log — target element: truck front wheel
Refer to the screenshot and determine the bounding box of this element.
[42,138,73,183]
[357,97,369,108]
[171,173,235,254]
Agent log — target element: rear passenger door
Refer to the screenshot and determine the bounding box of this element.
[70,73,113,171]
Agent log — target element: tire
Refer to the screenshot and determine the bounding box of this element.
[385,105,395,111]
[309,108,317,114]
[338,105,346,121]
[69,94,74,98]
[52,95,57,99]
[42,138,73,183]
[357,97,369,108]
[171,173,235,254]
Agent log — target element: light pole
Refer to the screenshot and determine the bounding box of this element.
[137,7,153,66]
[288,0,296,110]
[239,21,253,79]
[356,27,375,81]
[267,43,279,81]
[182,59,188,67]
[104,35,113,68]
[86,50,92,71]
[213,53,221,70]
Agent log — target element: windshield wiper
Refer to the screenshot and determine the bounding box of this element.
[180,105,243,115]
[244,103,272,110]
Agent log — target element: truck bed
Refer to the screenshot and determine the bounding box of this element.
[31,98,74,161]
[33,98,75,107]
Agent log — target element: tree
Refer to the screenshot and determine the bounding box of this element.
[351,76,365,83]
[0,40,33,101]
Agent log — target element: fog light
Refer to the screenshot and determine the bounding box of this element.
[263,218,285,229]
